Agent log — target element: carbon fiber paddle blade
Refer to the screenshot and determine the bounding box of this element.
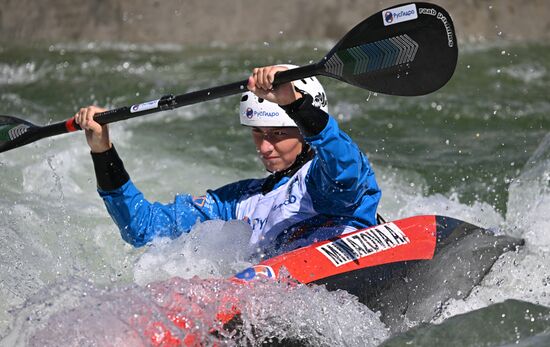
[320,2,458,96]
[0,115,39,153]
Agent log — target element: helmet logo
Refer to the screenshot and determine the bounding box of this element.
[246,107,254,119]
[313,92,327,109]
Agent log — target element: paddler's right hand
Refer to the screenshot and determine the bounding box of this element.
[74,106,112,153]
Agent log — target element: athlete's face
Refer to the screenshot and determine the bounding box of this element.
[251,127,304,172]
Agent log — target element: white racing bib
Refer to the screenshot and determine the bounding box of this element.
[237,162,318,249]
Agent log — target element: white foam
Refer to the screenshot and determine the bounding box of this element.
[433,133,550,321]
[0,63,43,85]
[505,133,550,248]
[3,275,388,346]
[376,165,505,229]
[501,63,547,84]
[133,220,254,285]
[48,41,185,53]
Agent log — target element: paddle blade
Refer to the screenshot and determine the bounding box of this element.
[0,115,38,153]
[320,2,458,96]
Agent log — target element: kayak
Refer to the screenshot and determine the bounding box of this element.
[140,215,523,345]
[236,214,442,283]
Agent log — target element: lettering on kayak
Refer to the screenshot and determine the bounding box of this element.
[373,227,395,247]
[320,244,350,265]
[351,234,374,253]
[384,224,408,244]
[316,222,410,267]
[359,233,379,251]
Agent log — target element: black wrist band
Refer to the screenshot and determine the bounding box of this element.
[90,145,130,191]
[280,94,329,137]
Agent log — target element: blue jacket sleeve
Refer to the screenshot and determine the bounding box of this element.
[98,178,259,247]
[98,180,242,247]
[305,116,381,226]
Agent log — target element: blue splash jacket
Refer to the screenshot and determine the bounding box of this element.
[93,96,381,256]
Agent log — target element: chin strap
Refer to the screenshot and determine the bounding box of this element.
[261,144,314,194]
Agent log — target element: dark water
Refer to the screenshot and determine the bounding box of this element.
[0,41,549,345]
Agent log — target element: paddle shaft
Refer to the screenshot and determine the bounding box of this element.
[0,64,319,153]
[0,64,317,152]
[65,63,320,131]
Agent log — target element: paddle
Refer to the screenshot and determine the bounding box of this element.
[0,2,457,154]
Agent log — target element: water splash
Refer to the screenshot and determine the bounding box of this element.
[4,275,388,346]
[433,133,550,321]
[133,220,254,285]
[506,133,550,248]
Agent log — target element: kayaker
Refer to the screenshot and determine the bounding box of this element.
[75,65,381,258]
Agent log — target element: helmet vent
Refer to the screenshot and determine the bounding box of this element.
[258,98,264,103]
[241,95,248,102]
[301,79,307,84]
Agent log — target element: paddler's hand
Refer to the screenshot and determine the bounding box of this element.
[74,106,112,153]
[247,65,303,106]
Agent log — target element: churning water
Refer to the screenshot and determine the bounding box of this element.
[0,40,549,345]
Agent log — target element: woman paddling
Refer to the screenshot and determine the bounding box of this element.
[75,65,381,259]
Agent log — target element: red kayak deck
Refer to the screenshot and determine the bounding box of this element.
[142,214,490,346]
[236,215,437,284]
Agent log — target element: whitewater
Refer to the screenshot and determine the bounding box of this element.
[0,41,549,345]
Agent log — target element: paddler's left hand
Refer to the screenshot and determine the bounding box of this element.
[74,105,111,153]
[247,65,303,106]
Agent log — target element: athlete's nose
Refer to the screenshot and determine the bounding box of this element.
[259,137,275,154]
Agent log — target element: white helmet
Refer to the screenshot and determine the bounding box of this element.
[239,64,328,127]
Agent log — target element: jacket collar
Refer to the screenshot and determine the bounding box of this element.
[261,145,314,194]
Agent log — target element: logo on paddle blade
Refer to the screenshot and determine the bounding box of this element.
[384,11,394,23]
[382,4,418,26]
